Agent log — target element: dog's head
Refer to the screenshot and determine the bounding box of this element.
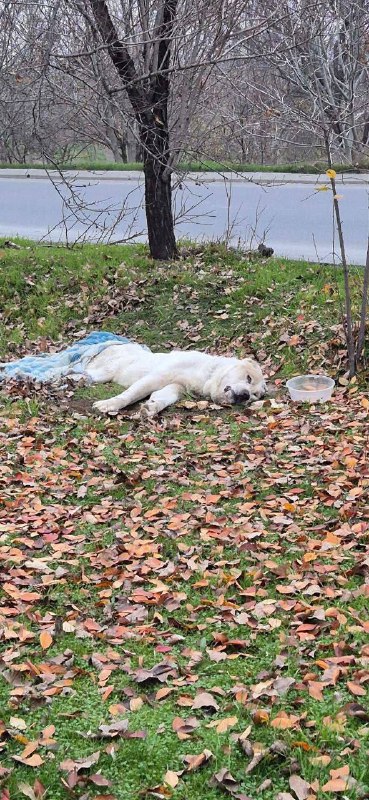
[212,358,266,405]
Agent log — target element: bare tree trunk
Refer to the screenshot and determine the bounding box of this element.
[143,124,177,259]
[88,0,178,260]
[135,141,144,163]
[107,132,124,163]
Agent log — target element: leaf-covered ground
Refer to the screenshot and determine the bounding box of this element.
[1,243,369,800]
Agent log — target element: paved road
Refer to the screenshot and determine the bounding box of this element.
[1,170,369,263]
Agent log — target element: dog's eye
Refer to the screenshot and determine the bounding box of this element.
[224,385,231,392]
[247,375,252,383]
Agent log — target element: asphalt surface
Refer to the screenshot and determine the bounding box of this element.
[1,170,369,263]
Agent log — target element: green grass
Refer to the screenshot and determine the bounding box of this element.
[1,241,369,799]
[0,237,363,367]
[0,160,367,174]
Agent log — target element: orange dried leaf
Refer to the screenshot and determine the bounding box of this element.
[39,632,53,650]
[13,754,44,768]
[330,765,349,779]
[183,749,213,771]
[252,710,269,725]
[321,778,347,792]
[347,681,366,697]
[209,716,238,734]
[271,711,299,730]
[156,687,174,701]
[292,741,316,752]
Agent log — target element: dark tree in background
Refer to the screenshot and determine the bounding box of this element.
[0,0,280,258]
[75,0,265,259]
[87,0,178,260]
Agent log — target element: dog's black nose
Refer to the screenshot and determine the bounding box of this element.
[234,390,250,403]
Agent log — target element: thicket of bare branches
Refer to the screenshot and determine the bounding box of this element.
[1,0,369,260]
[2,1,368,169]
[245,0,369,165]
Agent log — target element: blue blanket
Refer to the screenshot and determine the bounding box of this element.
[0,331,147,384]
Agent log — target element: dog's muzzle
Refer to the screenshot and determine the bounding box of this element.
[233,389,250,403]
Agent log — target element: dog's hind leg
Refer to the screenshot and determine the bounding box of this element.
[141,383,183,418]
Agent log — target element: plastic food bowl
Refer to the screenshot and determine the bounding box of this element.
[286,374,335,402]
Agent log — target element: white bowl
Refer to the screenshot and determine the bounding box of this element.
[286,374,335,402]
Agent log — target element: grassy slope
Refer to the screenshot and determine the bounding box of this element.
[0,239,361,365]
[0,242,369,800]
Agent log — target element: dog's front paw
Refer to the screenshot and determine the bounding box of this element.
[141,399,159,419]
[93,398,120,414]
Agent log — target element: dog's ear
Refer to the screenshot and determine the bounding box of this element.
[241,357,258,372]
[241,358,264,382]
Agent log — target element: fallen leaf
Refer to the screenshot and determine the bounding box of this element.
[60,751,100,772]
[183,749,213,771]
[164,771,179,788]
[289,775,310,800]
[321,778,347,792]
[192,691,219,712]
[156,687,173,701]
[98,720,129,738]
[207,716,238,734]
[347,681,366,697]
[252,709,269,725]
[210,768,239,794]
[310,755,331,767]
[258,779,272,792]
[330,766,349,779]
[89,774,113,787]
[10,717,27,730]
[132,661,177,684]
[13,754,44,768]
[245,749,266,774]
[271,711,300,730]
[39,631,53,650]
[172,716,199,740]
[342,703,369,721]
[18,784,38,800]
[276,795,295,800]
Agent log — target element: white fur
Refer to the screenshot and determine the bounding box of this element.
[90,343,266,417]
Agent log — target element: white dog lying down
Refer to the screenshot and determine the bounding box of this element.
[89,343,266,417]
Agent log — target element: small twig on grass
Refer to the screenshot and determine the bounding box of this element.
[356,237,369,365]
[325,137,356,376]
